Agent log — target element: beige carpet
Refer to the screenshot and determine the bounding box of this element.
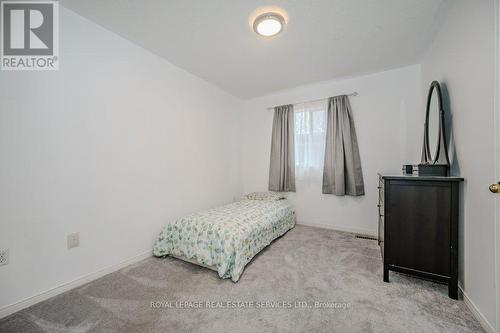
[0,225,484,332]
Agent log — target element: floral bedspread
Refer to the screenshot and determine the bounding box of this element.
[153,198,295,282]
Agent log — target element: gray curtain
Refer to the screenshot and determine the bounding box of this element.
[322,95,364,196]
[269,105,296,192]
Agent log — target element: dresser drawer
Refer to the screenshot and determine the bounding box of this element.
[378,177,384,206]
[378,215,384,259]
[378,215,384,241]
[377,176,385,248]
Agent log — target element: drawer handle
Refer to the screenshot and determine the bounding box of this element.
[377,186,382,189]
[379,214,384,217]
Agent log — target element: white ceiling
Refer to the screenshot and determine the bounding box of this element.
[61,0,444,99]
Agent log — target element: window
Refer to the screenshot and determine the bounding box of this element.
[294,100,327,181]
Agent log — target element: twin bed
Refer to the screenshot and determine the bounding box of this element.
[153,192,295,282]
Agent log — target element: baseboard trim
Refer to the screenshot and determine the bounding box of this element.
[0,250,152,320]
[459,285,495,333]
[296,220,377,238]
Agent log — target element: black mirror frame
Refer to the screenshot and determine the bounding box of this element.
[422,81,450,166]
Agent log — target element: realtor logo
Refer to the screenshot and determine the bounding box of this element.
[1,0,59,70]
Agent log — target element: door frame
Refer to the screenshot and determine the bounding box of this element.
[494,0,500,331]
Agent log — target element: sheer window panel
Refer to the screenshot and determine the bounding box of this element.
[294,100,327,182]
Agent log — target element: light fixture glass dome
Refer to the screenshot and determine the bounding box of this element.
[253,13,285,37]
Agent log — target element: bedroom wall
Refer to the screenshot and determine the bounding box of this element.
[420,0,496,329]
[0,7,241,312]
[237,65,423,236]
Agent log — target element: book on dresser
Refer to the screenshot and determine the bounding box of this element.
[378,173,464,299]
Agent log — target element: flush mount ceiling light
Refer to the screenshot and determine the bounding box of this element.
[253,12,285,37]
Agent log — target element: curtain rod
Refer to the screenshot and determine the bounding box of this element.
[267,92,358,110]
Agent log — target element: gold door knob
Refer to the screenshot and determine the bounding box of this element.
[489,183,500,193]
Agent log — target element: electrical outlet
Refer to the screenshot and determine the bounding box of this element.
[0,249,9,266]
[67,232,80,249]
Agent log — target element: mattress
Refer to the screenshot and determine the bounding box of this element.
[153,198,295,282]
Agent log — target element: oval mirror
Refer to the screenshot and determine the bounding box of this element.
[424,81,446,164]
[427,85,441,161]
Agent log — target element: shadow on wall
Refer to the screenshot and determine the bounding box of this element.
[440,82,465,286]
[440,83,460,176]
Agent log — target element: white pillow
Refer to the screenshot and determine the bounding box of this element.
[244,191,286,201]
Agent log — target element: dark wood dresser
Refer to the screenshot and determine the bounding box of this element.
[378,174,463,299]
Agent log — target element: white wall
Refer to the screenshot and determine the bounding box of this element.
[237,65,422,235]
[420,0,497,329]
[0,7,241,310]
